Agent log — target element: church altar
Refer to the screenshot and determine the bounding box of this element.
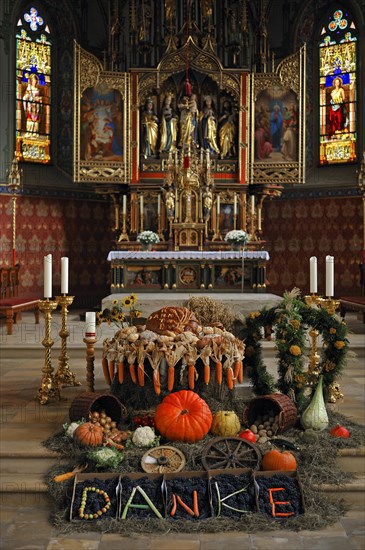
[108,250,269,292]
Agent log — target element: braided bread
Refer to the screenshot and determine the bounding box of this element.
[146,306,200,335]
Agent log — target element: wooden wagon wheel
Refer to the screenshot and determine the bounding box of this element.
[201,437,261,471]
[141,445,186,473]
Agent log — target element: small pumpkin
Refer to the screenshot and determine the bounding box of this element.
[154,390,212,443]
[211,411,240,437]
[262,449,297,471]
[238,429,257,443]
[330,424,350,438]
[74,422,104,446]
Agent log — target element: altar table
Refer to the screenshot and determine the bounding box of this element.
[107,250,269,293]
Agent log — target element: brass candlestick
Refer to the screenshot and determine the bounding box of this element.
[37,298,59,405]
[55,294,80,389]
[118,212,129,242]
[320,297,340,316]
[83,336,96,392]
[157,211,165,241]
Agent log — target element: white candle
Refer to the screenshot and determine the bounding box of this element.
[309,256,317,294]
[326,255,335,297]
[123,195,127,215]
[250,195,255,216]
[85,311,96,336]
[217,195,220,214]
[61,257,69,295]
[258,208,262,231]
[140,195,144,216]
[157,194,161,215]
[233,195,237,216]
[43,254,52,298]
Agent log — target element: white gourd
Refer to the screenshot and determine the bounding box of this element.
[301,376,329,431]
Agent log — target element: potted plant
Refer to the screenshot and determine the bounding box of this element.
[137,230,160,251]
[224,230,249,250]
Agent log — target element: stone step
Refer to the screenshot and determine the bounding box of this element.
[1,456,63,475]
[1,473,48,493]
[320,476,365,509]
[336,447,365,474]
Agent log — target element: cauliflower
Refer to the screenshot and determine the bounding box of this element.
[132,426,157,447]
[64,421,82,439]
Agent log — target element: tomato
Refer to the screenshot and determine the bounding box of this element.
[330,424,350,438]
[238,429,257,443]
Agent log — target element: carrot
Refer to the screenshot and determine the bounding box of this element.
[193,490,199,517]
[102,357,111,385]
[176,495,194,516]
[137,362,145,387]
[237,361,243,384]
[167,366,175,391]
[108,360,115,381]
[153,369,161,395]
[170,493,177,516]
[117,361,124,384]
[129,362,137,384]
[188,364,195,389]
[226,366,234,390]
[53,471,75,483]
[204,363,210,385]
[233,360,241,380]
[215,361,222,385]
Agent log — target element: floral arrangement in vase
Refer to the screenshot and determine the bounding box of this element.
[137,231,160,249]
[96,294,142,328]
[224,230,249,248]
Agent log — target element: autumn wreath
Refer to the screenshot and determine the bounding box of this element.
[243,289,349,404]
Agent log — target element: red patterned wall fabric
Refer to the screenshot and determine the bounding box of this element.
[263,196,363,297]
[0,195,111,302]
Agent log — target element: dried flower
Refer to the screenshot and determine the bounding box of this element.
[289,345,302,356]
[334,340,345,350]
[97,294,142,329]
[329,328,337,334]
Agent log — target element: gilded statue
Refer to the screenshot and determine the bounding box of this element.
[160,94,178,153]
[178,94,199,147]
[164,186,175,218]
[200,96,219,154]
[203,187,213,217]
[141,98,159,158]
[218,99,236,158]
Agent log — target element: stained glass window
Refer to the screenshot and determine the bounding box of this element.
[15,7,51,163]
[319,9,357,165]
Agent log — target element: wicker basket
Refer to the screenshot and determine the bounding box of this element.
[69,392,127,423]
[242,393,297,433]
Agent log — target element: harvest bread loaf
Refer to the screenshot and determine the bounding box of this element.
[146,306,200,335]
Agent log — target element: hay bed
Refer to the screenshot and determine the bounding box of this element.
[43,405,365,535]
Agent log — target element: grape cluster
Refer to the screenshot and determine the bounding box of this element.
[210,473,256,517]
[256,474,303,517]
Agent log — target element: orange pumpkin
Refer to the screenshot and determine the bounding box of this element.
[262,449,297,471]
[74,422,104,446]
[154,390,212,443]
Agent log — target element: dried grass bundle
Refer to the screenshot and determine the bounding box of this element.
[185,297,236,331]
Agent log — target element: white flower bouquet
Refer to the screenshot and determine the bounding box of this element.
[224,230,249,245]
[137,230,160,245]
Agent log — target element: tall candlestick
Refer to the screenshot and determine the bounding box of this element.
[217,195,220,214]
[250,195,255,216]
[85,311,96,336]
[140,195,144,216]
[157,194,161,215]
[44,254,52,298]
[233,195,237,216]
[309,256,317,294]
[326,255,335,297]
[61,257,69,295]
[123,195,127,215]
[258,207,262,231]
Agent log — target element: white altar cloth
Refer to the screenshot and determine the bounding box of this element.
[107,250,270,261]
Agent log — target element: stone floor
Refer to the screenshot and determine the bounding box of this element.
[0,308,364,550]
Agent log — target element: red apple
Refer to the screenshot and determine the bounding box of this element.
[238,429,257,443]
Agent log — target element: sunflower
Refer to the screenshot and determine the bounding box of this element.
[122,296,132,307]
[112,299,119,306]
[128,294,138,306]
